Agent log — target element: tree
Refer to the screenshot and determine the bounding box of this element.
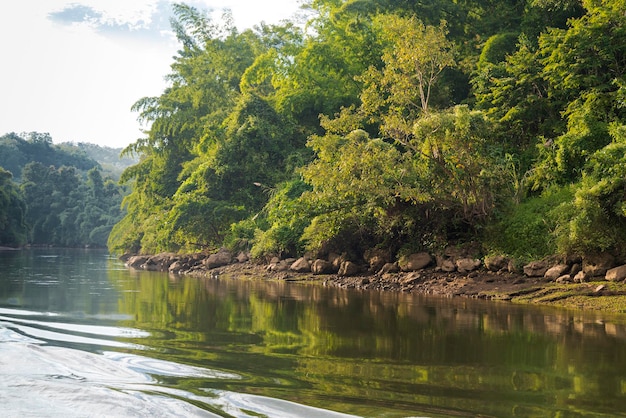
[0,167,27,246]
[359,14,455,141]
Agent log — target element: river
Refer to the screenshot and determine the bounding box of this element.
[1,248,626,417]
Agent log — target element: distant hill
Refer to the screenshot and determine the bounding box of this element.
[59,142,138,180]
[0,132,138,181]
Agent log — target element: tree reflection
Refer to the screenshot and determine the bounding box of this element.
[108,267,626,417]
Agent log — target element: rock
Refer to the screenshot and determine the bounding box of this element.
[328,253,344,270]
[508,259,521,274]
[168,261,184,274]
[443,246,465,259]
[555,275,572,283]
[236,252,249,263]
[595,284,607,293]
[573,270,589,283]
[364,249,391,272]
[378,262,399,274]
[569,263,582,277]
[484,255,508,272]
[523,261,549,277]
[544,264,570,280]
[290,257,311,273]
[583,253,615,277]
[338,261,360,277]
[441,259,456,272]
[402,272,422,285]
[605,264,626,282]
[141,259,160,271]
[399,252,432,272]
[268,259,294,272]
[126,255,149,269]
[203,249,232,269]
[311,259,334,274]
[456,258,481,273]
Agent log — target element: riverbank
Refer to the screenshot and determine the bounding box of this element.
[208,262,626,313]
[123,251,626,314]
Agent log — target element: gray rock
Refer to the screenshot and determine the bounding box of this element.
[605,264,626,282]
[484,255,509,272]
[311,259,334,274]
[399,252,432,272]
[338,261,360,277]
[236,252,250,263]
[364,249,391,272]
[402,272,422,285]
[456,258,481,273]
[544,264,570,280]
[204,249,232,269]
[126,255,149,269]
[573,270,589,283]
[555,274,572,283]
[328,253,344,270]
[378,262,399,274]
[290,257,311,273]
[583,253,615,277]
[441,259,457,272]
[523,261,549,277]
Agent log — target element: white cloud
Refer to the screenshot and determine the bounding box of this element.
[0,0,302,149]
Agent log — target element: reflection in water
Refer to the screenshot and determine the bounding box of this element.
[1,249,626,417]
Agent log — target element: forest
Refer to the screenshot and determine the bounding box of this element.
[108,0,626,263]
[0,132,129,247]
[3,0,626,266]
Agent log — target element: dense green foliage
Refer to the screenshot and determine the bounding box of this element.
[110,0,626,262]
[0,133,129,248]
[0,132,99,181]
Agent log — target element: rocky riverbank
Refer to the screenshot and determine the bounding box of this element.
[123,248,626,314]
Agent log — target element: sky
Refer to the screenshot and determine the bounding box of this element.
[0,1,304,149]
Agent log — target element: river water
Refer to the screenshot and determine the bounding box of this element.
[1,249,626,417]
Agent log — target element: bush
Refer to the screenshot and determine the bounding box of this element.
[484,185,574,260]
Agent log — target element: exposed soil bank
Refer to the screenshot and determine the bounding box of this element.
[186,260,626,314]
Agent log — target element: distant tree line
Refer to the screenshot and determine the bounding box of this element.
[0,132,128,247]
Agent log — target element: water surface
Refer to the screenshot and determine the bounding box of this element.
[1,249,626,417]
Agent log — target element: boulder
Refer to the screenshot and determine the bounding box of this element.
[311,259,334,275]
[328,253,344,271]
[544,264,570,281]
[402,272,422,285]
[573,270,589,283]
[236,252,250,263]
[583,253,615,277]
[456,258,481,273]
[508,259,521,274]
[290,257,312,273]
[364,249,391,272]
[569,263,582,277]
[555,275,572,283]
[523,261,549,277]
[378,262,399,274]
[150,253,177,271]
[338,261,360,277]
[605,264,626,282]
[203,249,232,269]
[268,258,295,272]
[168,261,184,274]
[441,259,456,272]
[399,252,432,272]
[484,255,509,272]
[126,255,149,269]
